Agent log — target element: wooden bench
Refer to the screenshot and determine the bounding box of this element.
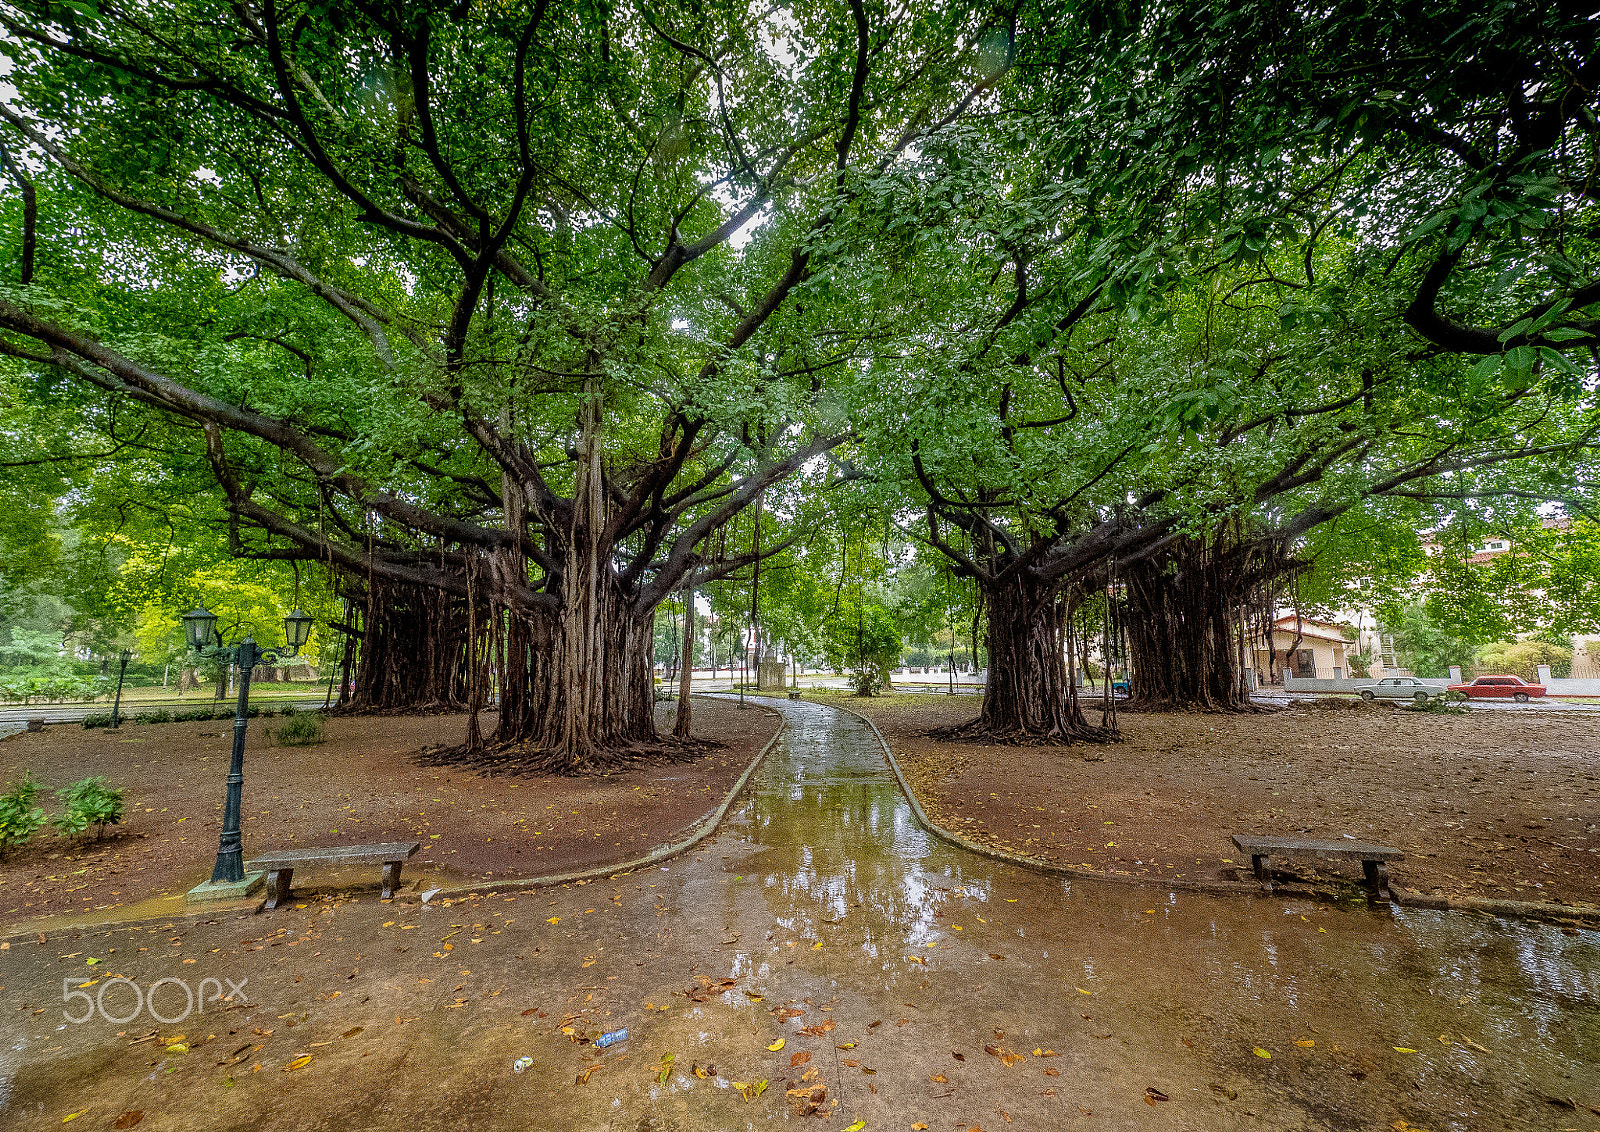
[1231,834,1403,897]
[247,842,420,910]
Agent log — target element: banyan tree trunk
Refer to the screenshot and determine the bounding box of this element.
[1118,539,1267,713]
[345,579,470,712]
[938,572,1115,746]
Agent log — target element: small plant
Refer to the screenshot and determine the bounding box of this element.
[267,708,327,746]
[52,777,127,840]
[80,712,114,729]
[172,707,215,722]
[0,772,48,855]
[132,708,172,724]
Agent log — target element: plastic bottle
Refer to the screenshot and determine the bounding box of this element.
[512,1057,533,1073]
[592,1028,629,1049]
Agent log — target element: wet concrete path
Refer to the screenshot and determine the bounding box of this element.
[2,699,1596,1130]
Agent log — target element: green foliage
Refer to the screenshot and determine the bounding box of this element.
[52,777,126,840]
[1474,641,1571,683]
[1383,602,1475,679]
[267,707,327,747]
[80,712,113,729]
[172,707,217,722]
[130,708,173,724]
[0,772,48,855]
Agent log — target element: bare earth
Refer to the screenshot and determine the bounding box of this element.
[840,693,1600,910]
[0,699,779,925]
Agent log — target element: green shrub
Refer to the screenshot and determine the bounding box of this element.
[52,777,126,840]
[267,709,327,747]
[172,707,215,722]
[131,708,173,724]
[0,772,48,855]
[80,713,114,729]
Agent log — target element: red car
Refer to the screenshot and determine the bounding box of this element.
[1445,674,1547,703]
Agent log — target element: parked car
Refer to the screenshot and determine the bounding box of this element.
[1355,677,1443,704]
[1446,674,1547,702]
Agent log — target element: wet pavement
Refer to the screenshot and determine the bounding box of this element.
[1,699,1595,1130]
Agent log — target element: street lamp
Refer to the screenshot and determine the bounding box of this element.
[182,602,313,886]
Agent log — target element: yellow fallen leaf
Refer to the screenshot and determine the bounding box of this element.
[813,942,823,950]
[1295,1040,1314,1048]
[767,1038,785,1052]
[1076,988,1092,995]
[382,921,394,927]
[845,1122,866,1131]
[61,1113,86,1124]
[1393,1047,1417,1054]
[285,1055,312,1070]
[914,1125,929,1130]
[837,1042,857,1049]
[546,917,560,924]
[165,1043,188,1054]
[1253,1047,1272,1059]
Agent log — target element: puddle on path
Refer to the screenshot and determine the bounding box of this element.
[1,699,1594,1132]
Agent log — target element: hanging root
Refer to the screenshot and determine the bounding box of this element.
[330,698,469,718]
[418,734,724,776]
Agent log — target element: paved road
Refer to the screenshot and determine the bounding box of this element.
[1,699,1594,1130]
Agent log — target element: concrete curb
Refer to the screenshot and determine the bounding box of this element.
[0,697,785,938]
[835,700,1600,927]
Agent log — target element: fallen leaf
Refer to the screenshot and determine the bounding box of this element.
[1462,1038,1490,1053]
[952,1051,965,1061]
[988,954,1005,960]
[112,1114,144,1129]
[1392,1047,1417,1054]
[1032,1048,1057,1057]
[930,1074,947,1084]
[1209,1083,1237,1100]
[1045,1067,1059,1077]
[913,1125,928,1130]
[837,1042,857,1050]
[738,1079,769,1102]
[742,990,764,1001]
[767,1038,785,1052]
[790,1051,811,1067]
[844,1122,865,1131]
[1145,1087,1169,1102]
[1076,987,1092,996]
[343,1027,364,1039]
[520,1008,539,1016]
[1253,1047,1272,1059]
[546,917,559,924]
[575,1065,600,1085]
[284,1055,312,1071]
[1295,1040,1314,1048]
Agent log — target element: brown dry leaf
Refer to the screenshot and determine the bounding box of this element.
[575,1065,601,1086]
[913,1125,929,1130]
[1145,1087,1169,1103]
[520,1008,539,1016]
[1032,1048,1058,1057]
[1295,1039,1314,1048]
[984,1044,1002,1057]
[112,1114,144,1130]
[842,1059,859,1067]
[790,1051,811,1067]
[342,1027,363,1039]
[988,954,1005,960]
[952,1051,966,1061]
[930,1073,948,1084]
[1045,1067,1060,1077]
[994,1029,1005,1040]
[998,1111,1012,1123]
[1209,1083,1237,1101]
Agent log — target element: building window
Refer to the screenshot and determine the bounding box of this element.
[1295,650,1316,678]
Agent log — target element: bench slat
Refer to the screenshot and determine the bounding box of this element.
[1231,834,1403,862]
[247,842,420,869]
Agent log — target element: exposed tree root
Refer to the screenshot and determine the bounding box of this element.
[1116,696,1279,715]
[929,715,1121,753]
[331,698,470,717]
[417,734,724,776]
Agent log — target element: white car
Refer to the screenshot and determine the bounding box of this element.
[1355,677,1442,704]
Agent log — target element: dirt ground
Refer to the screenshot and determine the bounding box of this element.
[839,693,1600,909]
[0,699,779,924]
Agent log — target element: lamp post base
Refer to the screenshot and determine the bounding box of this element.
[186,871,265,903]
